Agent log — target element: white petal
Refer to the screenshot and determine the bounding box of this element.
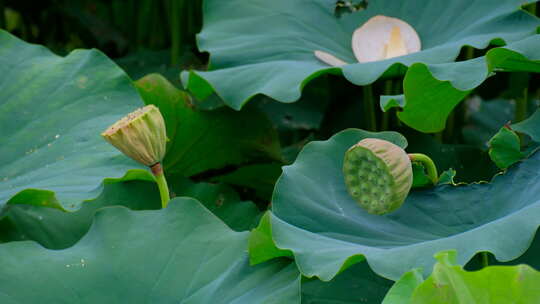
[352,15,421,63]
[314,50,348,67]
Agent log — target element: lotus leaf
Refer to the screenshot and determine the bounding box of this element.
[383,250,540,303]
[387,35,540,132]
[135,74,282,177]
[302,260,394,304]
[250,128,540,281]
[0,30,152,211]
[182,0,539,128]
[0,198,301,303]
[0,178,263,249]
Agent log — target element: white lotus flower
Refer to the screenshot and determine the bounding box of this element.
[315,15,421,66]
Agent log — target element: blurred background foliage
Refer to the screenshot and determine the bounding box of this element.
[0,0,205,86]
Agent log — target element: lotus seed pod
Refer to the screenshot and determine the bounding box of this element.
[343,138,413,215]
[102,104,167,167]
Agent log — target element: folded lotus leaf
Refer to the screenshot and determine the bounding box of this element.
[0,198,301,303]
[182,0,539,120]
[250,129,540,281]
[0,30,152,211]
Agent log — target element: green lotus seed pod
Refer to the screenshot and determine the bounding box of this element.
[343,138,413,215]
[102,104,167,167]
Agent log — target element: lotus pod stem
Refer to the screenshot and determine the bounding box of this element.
[102,104,170,208]
[151,163,171,208]
[408,153,438,185]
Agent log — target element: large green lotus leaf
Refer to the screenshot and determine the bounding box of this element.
[209,163,283,201]
[475,106,540,170]
[0,180,160,249]
[302,260,394,304]
[0,198,301,303]
[250,128,540,281]
[386,250,540,303]
[116,49,204,88]
[387,34,540,132]
[405,132,498,183]
[135,73,282,177]
[488,127,525,169]
[0,178,262,249]
[462,98,514,148]
[381,269,424,304]
[171,178,262,231]
[513,108,540,142]
[182,0,539,110]
[0,30,152,210]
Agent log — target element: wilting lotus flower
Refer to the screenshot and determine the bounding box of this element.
[315,15,421,66]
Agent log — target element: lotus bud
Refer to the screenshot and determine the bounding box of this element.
[343,138,413,215]
[101,104,167,167]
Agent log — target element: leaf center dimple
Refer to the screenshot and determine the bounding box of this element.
[384,26,408,60]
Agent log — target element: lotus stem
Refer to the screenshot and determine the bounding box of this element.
[481,252,489,268]
[151,163,170,208]
[363,85,377,131]
[445,111,455,142]
[0,0,5,29]
[171,0,185,65]
[393,80,402,128]
[515,87,528,123]
[381,80,393,131]
[448,46,475,142]
[527,2,536,16]
[408,153,438,184]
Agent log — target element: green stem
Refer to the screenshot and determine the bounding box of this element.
[445,111,455,143]
[381,80,393,131]
[151,163,170,208]
[434,132,443,143]
[0,0,5,29]
[515,87,528,123]
[393,80,403,128]
[527,2,536,16]
[408,153,438,184]
[171,0,185,66]
[464,46,474,60]
[363,85,377,131]
[481,252,489,268]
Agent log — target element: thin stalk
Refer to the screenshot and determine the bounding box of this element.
[171,0,185,66]
[363,85,377,131]
[445,111,455,143]
[435,131,443,143]
[515,87,528,123]
[527,2,536,16]
[408,153,438,184]
[464,46,474,61]
[393,80,402,128]
[151,163,170,208]
[446,46,475,143]
[0,0,5,29]
[481,252,489,268]
[381,80,393,131]
[187,0,195,42]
